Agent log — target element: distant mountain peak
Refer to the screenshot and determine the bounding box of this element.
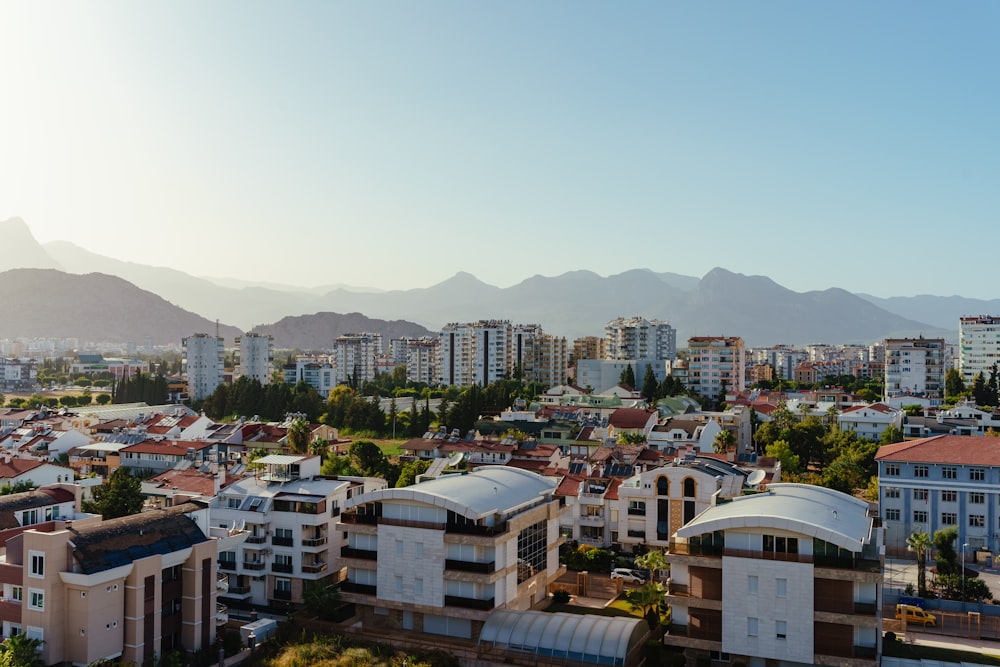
[0,217,63,272]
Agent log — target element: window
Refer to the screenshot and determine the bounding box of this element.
[942,513,957,525]
[943,466,957,479]
[415,543,424,559]
[914,465,929,478]
[415,578,423,595]
[971,492,985,504]
[396,540,403,556]
[28,552,44,578]
[970,515,985,528]
[914,510,928,523]
[763,535,798,554]
[10,586,22,603]
[971,468,986,481]
[275,578,291,593]
[776,620,787,640]
[885,487,900,499]
[942,490,957,503]
[914,489,928,501]
[394,576,403,593]
[748,617,758,637]
[885,509,900,521]
[748,576,758,595]
[27,590,43,612]
[44,507,60,521]
[885,463,900,476]
[21,509,37,527]
[776,578,787,598]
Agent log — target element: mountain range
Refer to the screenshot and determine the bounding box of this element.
[3,216,993,348]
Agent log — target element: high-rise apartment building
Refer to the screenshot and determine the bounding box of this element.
[960,316,1000,384]
[884,337,946,402]
[438,321,512,387]
[390,337,439,385]
[235,333,273,385]
[510,325,568,387]
[685,336,746,398]
[182,333,225,401]
[334,332,382,385]
[572,336,606,363]
[604,317,676,361]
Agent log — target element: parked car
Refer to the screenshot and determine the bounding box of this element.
[895,604,936,627]
[611,568,647,584]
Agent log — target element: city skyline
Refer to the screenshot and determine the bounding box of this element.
[2,2,998,297]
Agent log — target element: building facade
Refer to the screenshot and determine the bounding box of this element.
[604,317,677,362]
[182,334,225,401]
[884,338,946,404]
[438,321,512,387]
[235,333,274,385]
[959,316,1000,385]
[665,484,881,667]
[337,466,566,640]
[334,333,383,385]
[686,337,747,398]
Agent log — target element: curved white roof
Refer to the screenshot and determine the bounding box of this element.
[346,466,557,519]
[479,610,645,666]
[674,483,872,552]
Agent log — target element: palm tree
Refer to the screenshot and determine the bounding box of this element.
[0,634,45,667]
[286,418,311,454]
[907,530,932,595]
[713,429,736,454]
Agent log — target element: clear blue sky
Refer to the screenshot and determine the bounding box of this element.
[2,1,998,296]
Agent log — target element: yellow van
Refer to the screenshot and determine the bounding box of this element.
[895,604,936,627]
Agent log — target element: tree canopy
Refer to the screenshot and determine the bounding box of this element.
[82,467,144,519]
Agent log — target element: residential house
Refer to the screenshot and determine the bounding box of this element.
[337,466,567,640]
[837,404,904,442]
[665,484,881,667]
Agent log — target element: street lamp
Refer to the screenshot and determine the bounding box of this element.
[962,543,969,604]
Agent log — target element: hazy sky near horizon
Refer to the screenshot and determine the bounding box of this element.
[2,2,998,297]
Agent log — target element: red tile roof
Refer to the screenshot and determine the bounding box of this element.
[121,440,216,456]
[554,474,584,497]
[609,408,657,429]
[875,435,1000,465]
[0,459,46,478]
[842,403,897,415]
[146,467,237,497]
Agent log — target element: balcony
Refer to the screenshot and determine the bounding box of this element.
[627,508,646,516]
[667,541,723,557]
[272,536,294,547]
[302,536,328,547]
[340,581,377,596]
[219,561,237,571]
[217,572,229,593]
[446,521,508,537]
[340,512,378,525]
[272,563,294,574]
[578,514,605,526]
[445,595,495,611]
[341,546,378,561]
[272,589,292,601]
[245,534,267,544]
[226,585,251,597]
[242,561,266,571]
[302,562,327,574]
[445,559,495,574]
[216,604,228,625]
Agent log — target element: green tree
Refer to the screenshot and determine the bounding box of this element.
[95,393,112,405]
[395,459,431,487]
[712,429,736,454]
[906,530,932,596]
[619,364,636,388]
[0,633,44,667]
[350,440,388,478]
[972,372,989,407]
[286,418,311,454]
[82,467,144,519]
[945,368,966,400]
[935,573,993,602]
[765,439,800,475]
[59,395,77,408]
[933,526,958,575]
[881,424,904,444]
[301,580,343,620]
[641,365,658,402]
[320,453,358,477]
[0,481,35,496]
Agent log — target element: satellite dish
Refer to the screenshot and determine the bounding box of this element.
[746,470,766,488]
[446,452,465,468]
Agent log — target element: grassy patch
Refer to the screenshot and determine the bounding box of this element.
[883,637,1000,665]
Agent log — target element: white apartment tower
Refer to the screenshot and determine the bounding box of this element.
[182,333,225,401]
[884,337,946,402]
[960,316,1000,384]
[604,316,676,361]
[511,324,568,388]
[686,336,747,398]
[438,320,512,387]
[334,332,383,385]
[235,332,273,385]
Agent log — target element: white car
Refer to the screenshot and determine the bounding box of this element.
[610,568,646,584]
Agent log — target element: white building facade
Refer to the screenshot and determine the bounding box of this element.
[235,333,274,385]
[960,316,1000,385]
[334,332,383,385]
[604,316,677,362]
[182,333,225,401]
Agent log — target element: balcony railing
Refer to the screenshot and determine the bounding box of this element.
[445,559,495,574]
[216,604,228,624]
[626,530,645,538]
[245,535,267,544]
[302,562,327,574]
[339,512,378,525]
[444,595,495,611]
[242,561,266,571]
[272,536,294,547]
[227,585,251,596]
[341,546,378,561]
[340,581,377,596]
[272,589,292,601]
[217,572,229,593]
[302,536,328,547]
[627,508,646,516]
[272,563,294,574]
[446,521,508,537]
[854,601,877,615]
[219,561,236,571]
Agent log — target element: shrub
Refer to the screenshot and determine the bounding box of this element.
[552,590,571,604]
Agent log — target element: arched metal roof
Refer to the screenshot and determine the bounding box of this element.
[479,610,646,666]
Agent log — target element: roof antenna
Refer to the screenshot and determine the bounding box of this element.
[216,319,220,338]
